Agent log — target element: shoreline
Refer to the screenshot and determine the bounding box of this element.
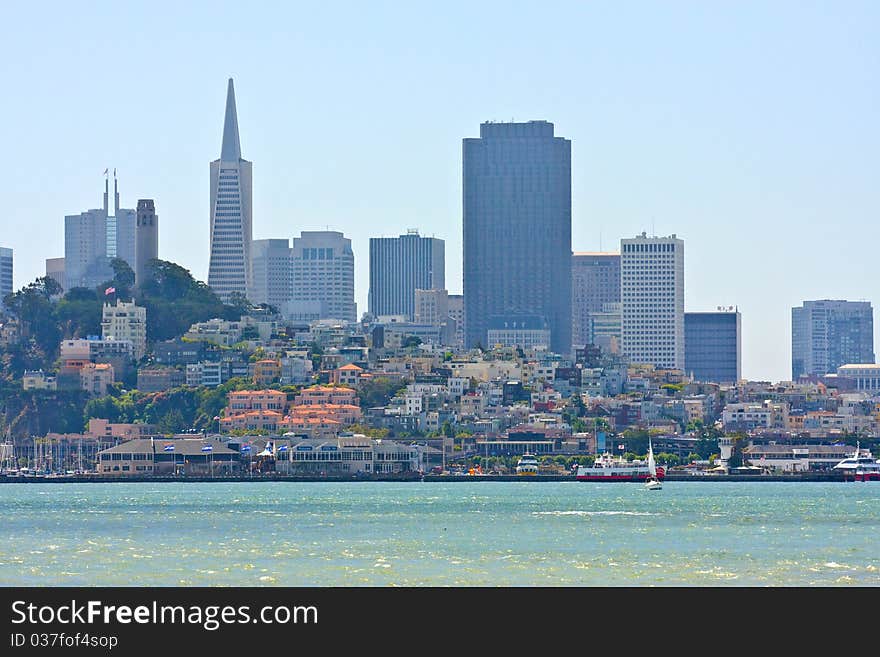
[0,473,851,483]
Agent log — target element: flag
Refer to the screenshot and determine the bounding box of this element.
[163,443,174,452]
[241,445,251,453]
[277,444,288,452]
[201,444,213,452]
[618,444,625,450]
[105,287,116,296]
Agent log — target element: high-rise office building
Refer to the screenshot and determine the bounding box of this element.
[0,247,12,307]
[250,239,292,310]
[572,252,621,348]
[463,120,572,354]
[621,233,685,370]
[288,231,355,322]
[791,300,873,379]
[135,199,158,286]
[685,310,742,383]
[369,230,444,319]
[208,78,253,303]
[448,294,464,349]
[414,288,449,326]
[45,257,65,294]
[64,172,136,289]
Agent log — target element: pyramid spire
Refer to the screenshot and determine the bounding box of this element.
[220,78,241,161]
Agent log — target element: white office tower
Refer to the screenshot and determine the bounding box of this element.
[620,233,684,370]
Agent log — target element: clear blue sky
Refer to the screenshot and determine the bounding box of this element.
[1,1,878,383]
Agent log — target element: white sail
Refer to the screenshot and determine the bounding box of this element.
[647,438,657,477]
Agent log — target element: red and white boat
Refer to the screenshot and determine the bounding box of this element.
[575,452,666,482]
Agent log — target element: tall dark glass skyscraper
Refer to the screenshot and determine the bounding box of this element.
[463,121,572,353]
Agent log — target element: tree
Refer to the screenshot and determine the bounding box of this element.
[225,291,252,319]
[402,335,423,349]
[357,377,407,409]
[108,258,135,296]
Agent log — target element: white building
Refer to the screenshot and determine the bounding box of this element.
[721,401,789,430]
[207,78,253,303]
[621,233,684,370]
[837,364,880,393]
[102,299,147,360]
[289,231,356,322]
[250,238,291,309]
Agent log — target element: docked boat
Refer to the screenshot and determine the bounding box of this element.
[576,452,666,482]
[515,453,539,475]
[831,443,880,481]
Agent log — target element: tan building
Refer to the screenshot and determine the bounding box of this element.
[330,363,363,387]
[23,370,57,390]
[252,359,282,386]
[102,299,147,360]
[88,419,156,440]
[294,385,358,407]
[80,363,114,396]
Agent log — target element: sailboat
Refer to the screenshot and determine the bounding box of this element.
[644,438,662,490]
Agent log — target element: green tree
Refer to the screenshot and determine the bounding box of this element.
[357,376,407,409]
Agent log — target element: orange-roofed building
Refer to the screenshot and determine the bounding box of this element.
[253,359,282,386]
[226,389,287,414]
[220,410,284,432]
[294,385,358,407]
[330,363,364,387]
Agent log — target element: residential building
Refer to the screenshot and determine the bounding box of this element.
[80,362,115,396]
[185,362,224,387]
[294,385,358,407]
[369,230,444,319]
[620,233,685,370]
[101,299,147,360]
[288,231,356,322]
[250,238,291,309]
[463,120,572,354]
[208,78,253,302]
[685,309,742,383]
[134,199,158,286]
[23,370,57,390]
[136,367,185,392]
[154,339,211,366]
[571,252,620,348]
[0,247,11,308]
[252,359,282,386]
[87,419,156,440]
[792,300,873,378]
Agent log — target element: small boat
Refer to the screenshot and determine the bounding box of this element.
[515,453,539,475]
[644,438,662,490]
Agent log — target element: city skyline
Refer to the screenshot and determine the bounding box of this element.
[2,3,878,383]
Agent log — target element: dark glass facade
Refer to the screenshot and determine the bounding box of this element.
[463,121,572,353]
[684,311,741,383]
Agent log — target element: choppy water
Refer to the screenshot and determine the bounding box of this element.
[1,481,878,586]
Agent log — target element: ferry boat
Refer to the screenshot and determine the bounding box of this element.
[575,452,666,482]
[515,453,539,476]
[832,443,880,481]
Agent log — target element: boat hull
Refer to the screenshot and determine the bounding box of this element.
[576,470,666,482]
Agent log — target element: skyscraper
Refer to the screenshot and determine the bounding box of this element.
[791,300,873,379]
[463,121,571,354]
[368,230,444,319]
[135,199,158,286]
[685,310,742,383]
[621,233,685,370]
[288,231,356,322]
[0,247,12,307]
[572,252,621,348]
[250,238,292,310]
[208,78,253,303]
[64,172,136,289]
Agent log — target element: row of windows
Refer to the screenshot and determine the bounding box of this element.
[622,243,678,253]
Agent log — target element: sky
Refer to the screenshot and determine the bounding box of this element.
[1,1,878,383]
